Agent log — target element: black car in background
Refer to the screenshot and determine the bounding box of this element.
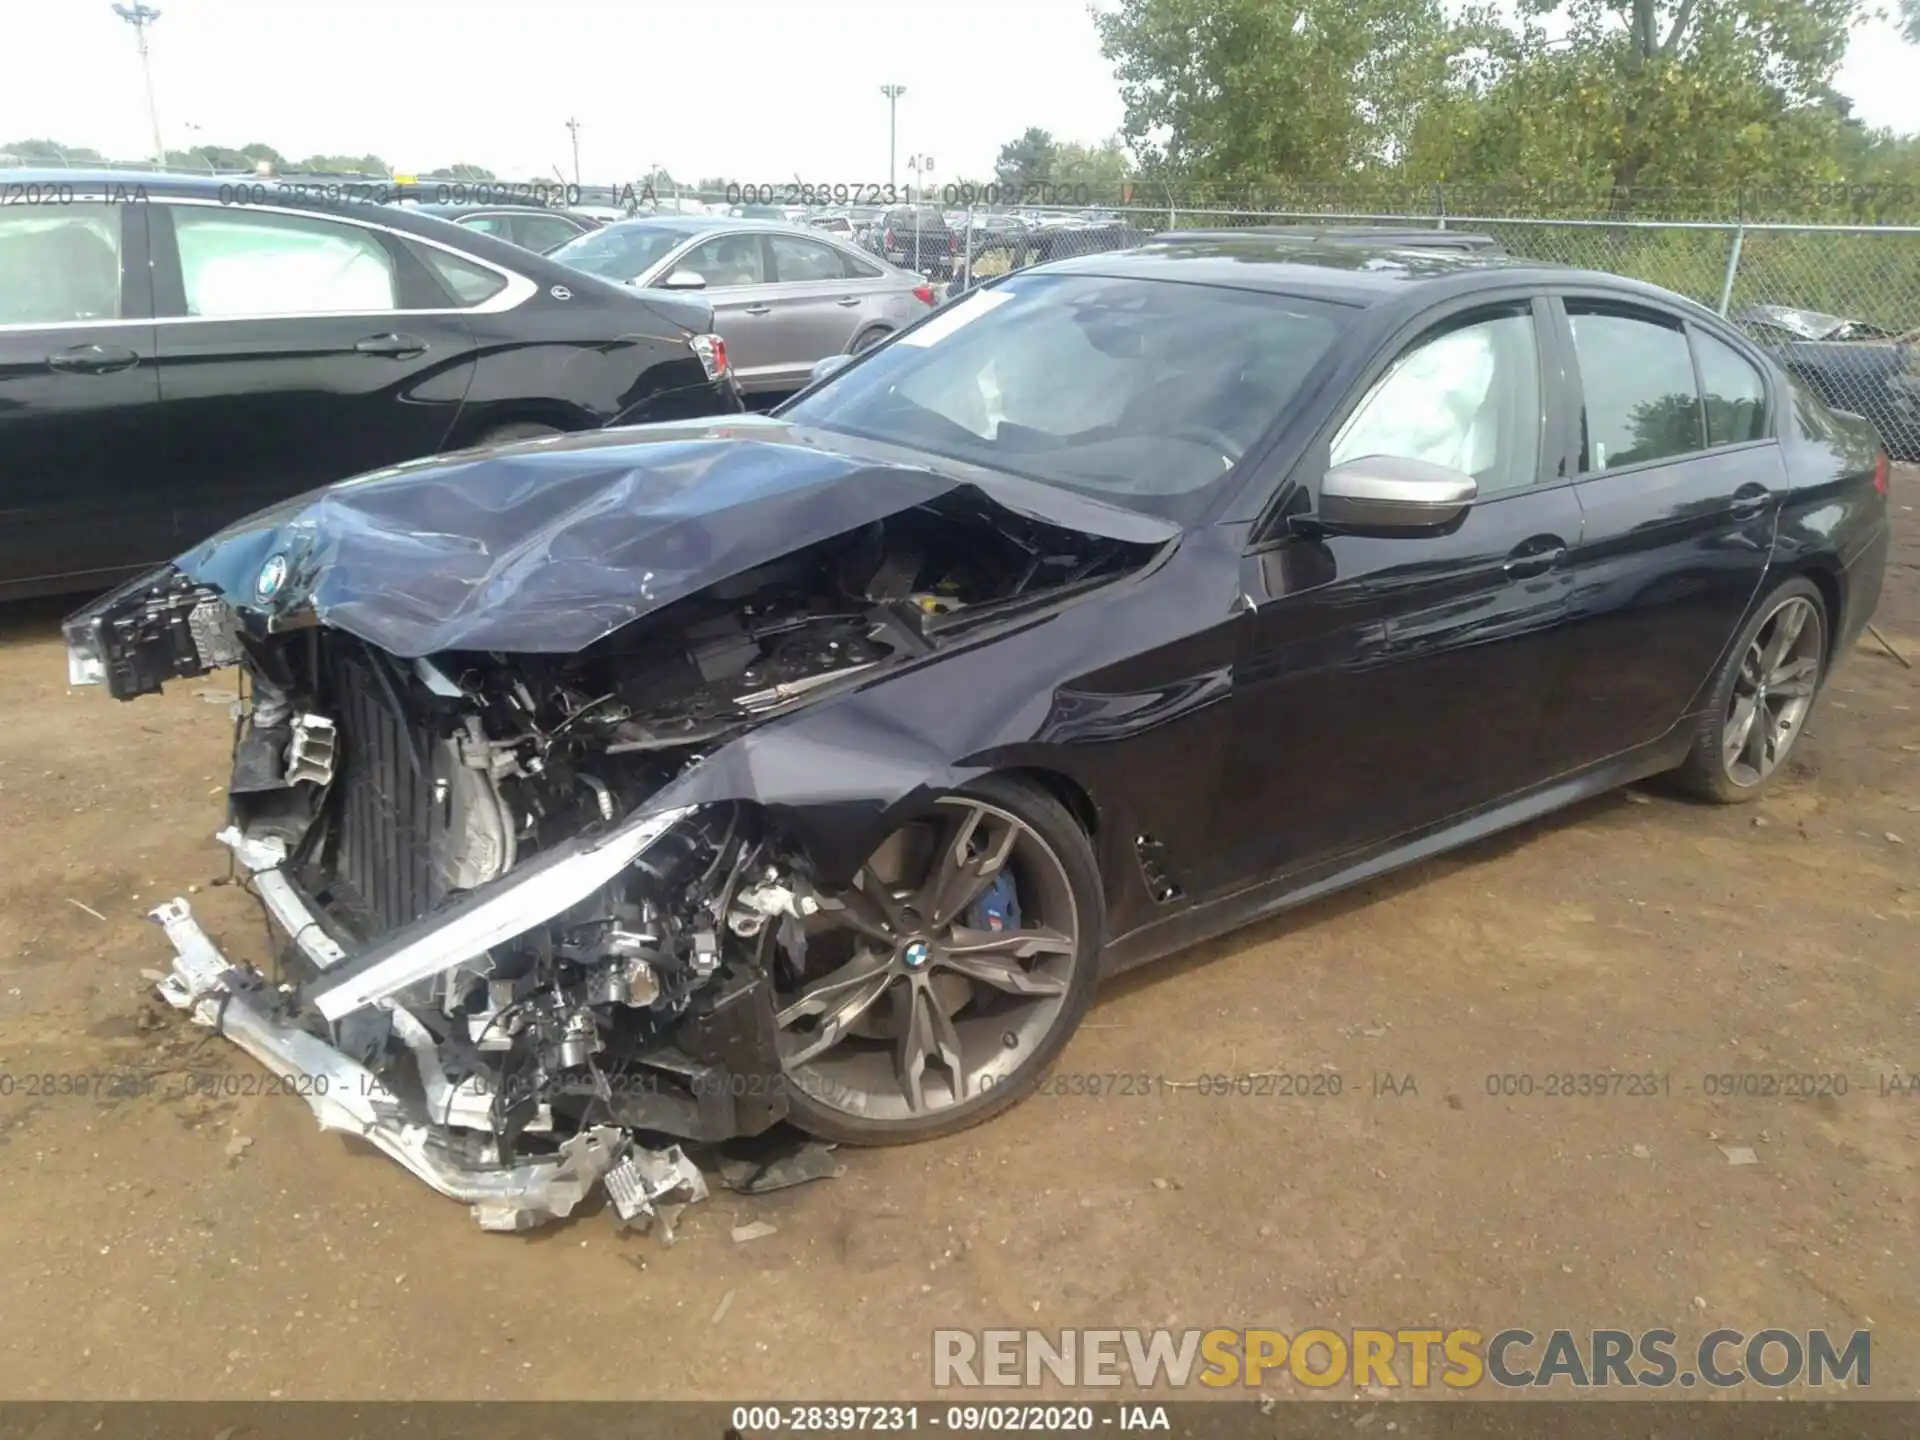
[864,205,957,277]
[1734,305,1920,460]
[0,171,742,599]
[408,202,602,254]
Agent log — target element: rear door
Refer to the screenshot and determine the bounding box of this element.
[149,199,481,547]
[761,231,880,379]
[0,195,163,595]
[1533,298,1780,773]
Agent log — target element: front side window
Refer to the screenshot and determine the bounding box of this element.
[1694,329,1768,446]
[1568,306,1703,470]
[0,204,121,325]
[171,207,396,317]
[1331,309,1541,495]
[781,273,1348,515]
[680,233,766,287]
[768,233,850,283]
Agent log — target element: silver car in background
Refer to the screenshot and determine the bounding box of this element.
[549,216,937,397]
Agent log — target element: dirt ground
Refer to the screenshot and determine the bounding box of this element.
[0,473,1914,1404]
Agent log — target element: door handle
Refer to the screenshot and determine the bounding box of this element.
[1503,538,1567,580]
[742,304,772,316]
[835,297,862,307]
[1729,485,1774,519]
[47,343,140,375]
[353,332,427,359]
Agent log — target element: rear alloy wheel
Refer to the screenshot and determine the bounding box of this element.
[775,775,1102,1144]
[851,326,892,354]
[1674,579,1827,802]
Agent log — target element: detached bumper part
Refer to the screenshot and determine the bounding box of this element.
[146,807,712,1232]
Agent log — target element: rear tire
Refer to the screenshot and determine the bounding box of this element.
[851,326,892,354]
[1671,577,1827,803]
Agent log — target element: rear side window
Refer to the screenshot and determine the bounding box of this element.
[767,233,849,283]
[0,204,121,324]
[417,245,507,306]
[1694,330,1768,445]
[1567,306,1702,470]
[171,207,396,317]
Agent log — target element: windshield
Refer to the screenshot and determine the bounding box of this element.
[781,273,1349,513]
[549,224,686,282]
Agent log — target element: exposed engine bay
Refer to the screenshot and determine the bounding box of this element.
[69,493,1152,1230]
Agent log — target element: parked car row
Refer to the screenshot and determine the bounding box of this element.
[0,171,742,599]
[546,215,939,398]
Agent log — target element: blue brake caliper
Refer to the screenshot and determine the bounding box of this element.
[966,871,1022,933]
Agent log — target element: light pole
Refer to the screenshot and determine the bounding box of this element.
[564,117,581,187]
[880,84,906,191]
[112,3,165,166]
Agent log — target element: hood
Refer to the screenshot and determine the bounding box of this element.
[174,415,1175,658]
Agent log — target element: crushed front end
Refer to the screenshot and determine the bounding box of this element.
[63,575,839,1231]
[64,453,1160,1231]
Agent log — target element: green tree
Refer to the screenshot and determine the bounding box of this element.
[1,137,106,163]
[1052,136,1134,197]
[995,127,1058,187]
[1093,0,1459,184]
[1404,0,1869,200]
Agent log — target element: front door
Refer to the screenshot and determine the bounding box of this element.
[669,231,781,393]
[1200,299,1584,896]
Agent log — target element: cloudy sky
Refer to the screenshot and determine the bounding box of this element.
[2,0,1915,184]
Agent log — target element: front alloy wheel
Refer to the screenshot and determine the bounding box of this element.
[774,776,1103,1144]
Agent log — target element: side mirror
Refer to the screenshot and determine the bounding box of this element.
[1314,455,1477,533]
[662,268,707,290]
[808,353,856,386]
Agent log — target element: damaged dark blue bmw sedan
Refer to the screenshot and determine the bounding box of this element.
[64,237,1891,1230]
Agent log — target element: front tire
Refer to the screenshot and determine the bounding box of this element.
[776,774,1104,1145]
[1672,578,1827,803]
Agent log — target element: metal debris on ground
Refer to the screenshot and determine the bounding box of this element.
[65,898,107,922]
[605,1143,708,1231]
[730,1220,778,1244]
[710,1288,737,1324]
[1719,1145,1760,1166]
[711,1136,845,1194]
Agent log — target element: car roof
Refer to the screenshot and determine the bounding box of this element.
[1042,234,1693,310]
[1158,224,1502,250]
[594,215,818,237]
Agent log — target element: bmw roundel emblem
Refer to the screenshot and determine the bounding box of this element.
[550,284,572,301]
[255,552,290,602]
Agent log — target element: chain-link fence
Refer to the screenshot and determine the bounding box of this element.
[929,201,1920,460]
